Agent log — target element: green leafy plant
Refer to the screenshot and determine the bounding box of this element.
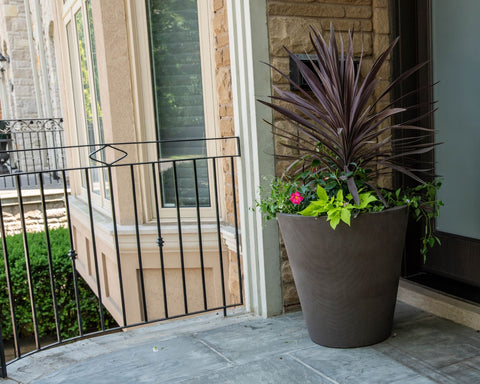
[0,228,117,341]
[383,180,443,260]
[300,186,377,229]
[255,26,443,258]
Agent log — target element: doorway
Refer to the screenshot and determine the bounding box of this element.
[392,0,480,302]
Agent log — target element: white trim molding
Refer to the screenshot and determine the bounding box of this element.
[227,0,283,317]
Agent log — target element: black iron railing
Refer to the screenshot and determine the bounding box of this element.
[0,137,243,378]
[0,118,65,188]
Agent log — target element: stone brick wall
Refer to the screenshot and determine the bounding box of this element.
[0,0,61,119]
[1,196,67,236]
[0,0,37,118]
[267,0,392,310]
[212,0,242,304]
[213,0,237,226]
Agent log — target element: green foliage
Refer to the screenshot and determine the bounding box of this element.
[255,173,318,220]
[0,228,116,341]
[256,169,443,258]
[382,180,443,261]
[300,186,377,229]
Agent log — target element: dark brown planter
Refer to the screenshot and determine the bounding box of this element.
[277,206,408,348]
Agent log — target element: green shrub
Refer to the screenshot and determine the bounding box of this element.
[0,228,116,341]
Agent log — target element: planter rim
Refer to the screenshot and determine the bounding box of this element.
[277,204,407,219]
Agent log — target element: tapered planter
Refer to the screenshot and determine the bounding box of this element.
[277,206,408,348]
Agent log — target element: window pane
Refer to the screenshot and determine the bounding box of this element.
[76,9,100,196]
[147,0,210,207]
[86,0,109,199]
[433,0,480,239]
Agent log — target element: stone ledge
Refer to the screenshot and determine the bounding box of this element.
[398,278,480,331]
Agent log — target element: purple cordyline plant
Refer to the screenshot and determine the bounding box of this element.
[259,25,436,205]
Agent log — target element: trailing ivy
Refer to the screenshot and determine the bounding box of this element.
[0,228,116,341]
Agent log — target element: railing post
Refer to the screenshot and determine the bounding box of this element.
[0,319,6,378]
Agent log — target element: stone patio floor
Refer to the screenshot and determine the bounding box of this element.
[2,301,480,383]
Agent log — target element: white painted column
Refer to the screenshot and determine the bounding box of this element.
[227,0,283,317]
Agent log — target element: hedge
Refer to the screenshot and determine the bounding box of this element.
[0,228,116,341]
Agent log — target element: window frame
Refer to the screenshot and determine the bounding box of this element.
[128,0,224,222]
[62,0,110,212]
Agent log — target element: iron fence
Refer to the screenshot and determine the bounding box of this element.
[0,118,65,189]
[0,137,243,378]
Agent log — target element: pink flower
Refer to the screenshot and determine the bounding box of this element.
[289,191,304,205]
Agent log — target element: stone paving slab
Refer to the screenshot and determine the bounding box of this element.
[2,301,480,383]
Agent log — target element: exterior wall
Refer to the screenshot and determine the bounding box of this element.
[26,0,62,118]
[0,0,61,119]
[0,0,37,118]
[266,0,392,310]
[212,0,242,305]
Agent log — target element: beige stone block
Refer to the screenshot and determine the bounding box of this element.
[216,31,229,48]
[216,67,232,104]
[373,7,389,34]
[373,33,391,57]
[316,0,371,4]
[374,79,390,97]
[213,8,225,35]
[283,284,299,306]
[215,49,223,68]
[221,133,237,154]
[321,19,372,32]
[269,17,313,57]
[377,59,391,80]
[222,46,231,66]
[219,104,234,118]
[270,0,315,2]
[373,0,388,8]
[352,31,372,55]
[270,57,290,85]
[375,100,391,112]
[377,172,392,189]
[281,260,295,284]
[345,5,372,18]
[219,117,234,136]
[268,3,345,18]
[225,104,234,117]
[4,5,18,17]
[360,57,373,77]
[213,0,224,12]
[276,159,294,177]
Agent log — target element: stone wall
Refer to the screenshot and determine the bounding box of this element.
[0,0,37,118]
[212,0,242,304]
[213,0,237,225]
[0,193,67,236]
[0,0,61,119]
[267,0,392,310]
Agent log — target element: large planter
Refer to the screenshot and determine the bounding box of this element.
[277,206,408,348]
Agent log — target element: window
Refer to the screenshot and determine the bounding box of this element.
[146,0,212,208]
[64,0,109,204]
